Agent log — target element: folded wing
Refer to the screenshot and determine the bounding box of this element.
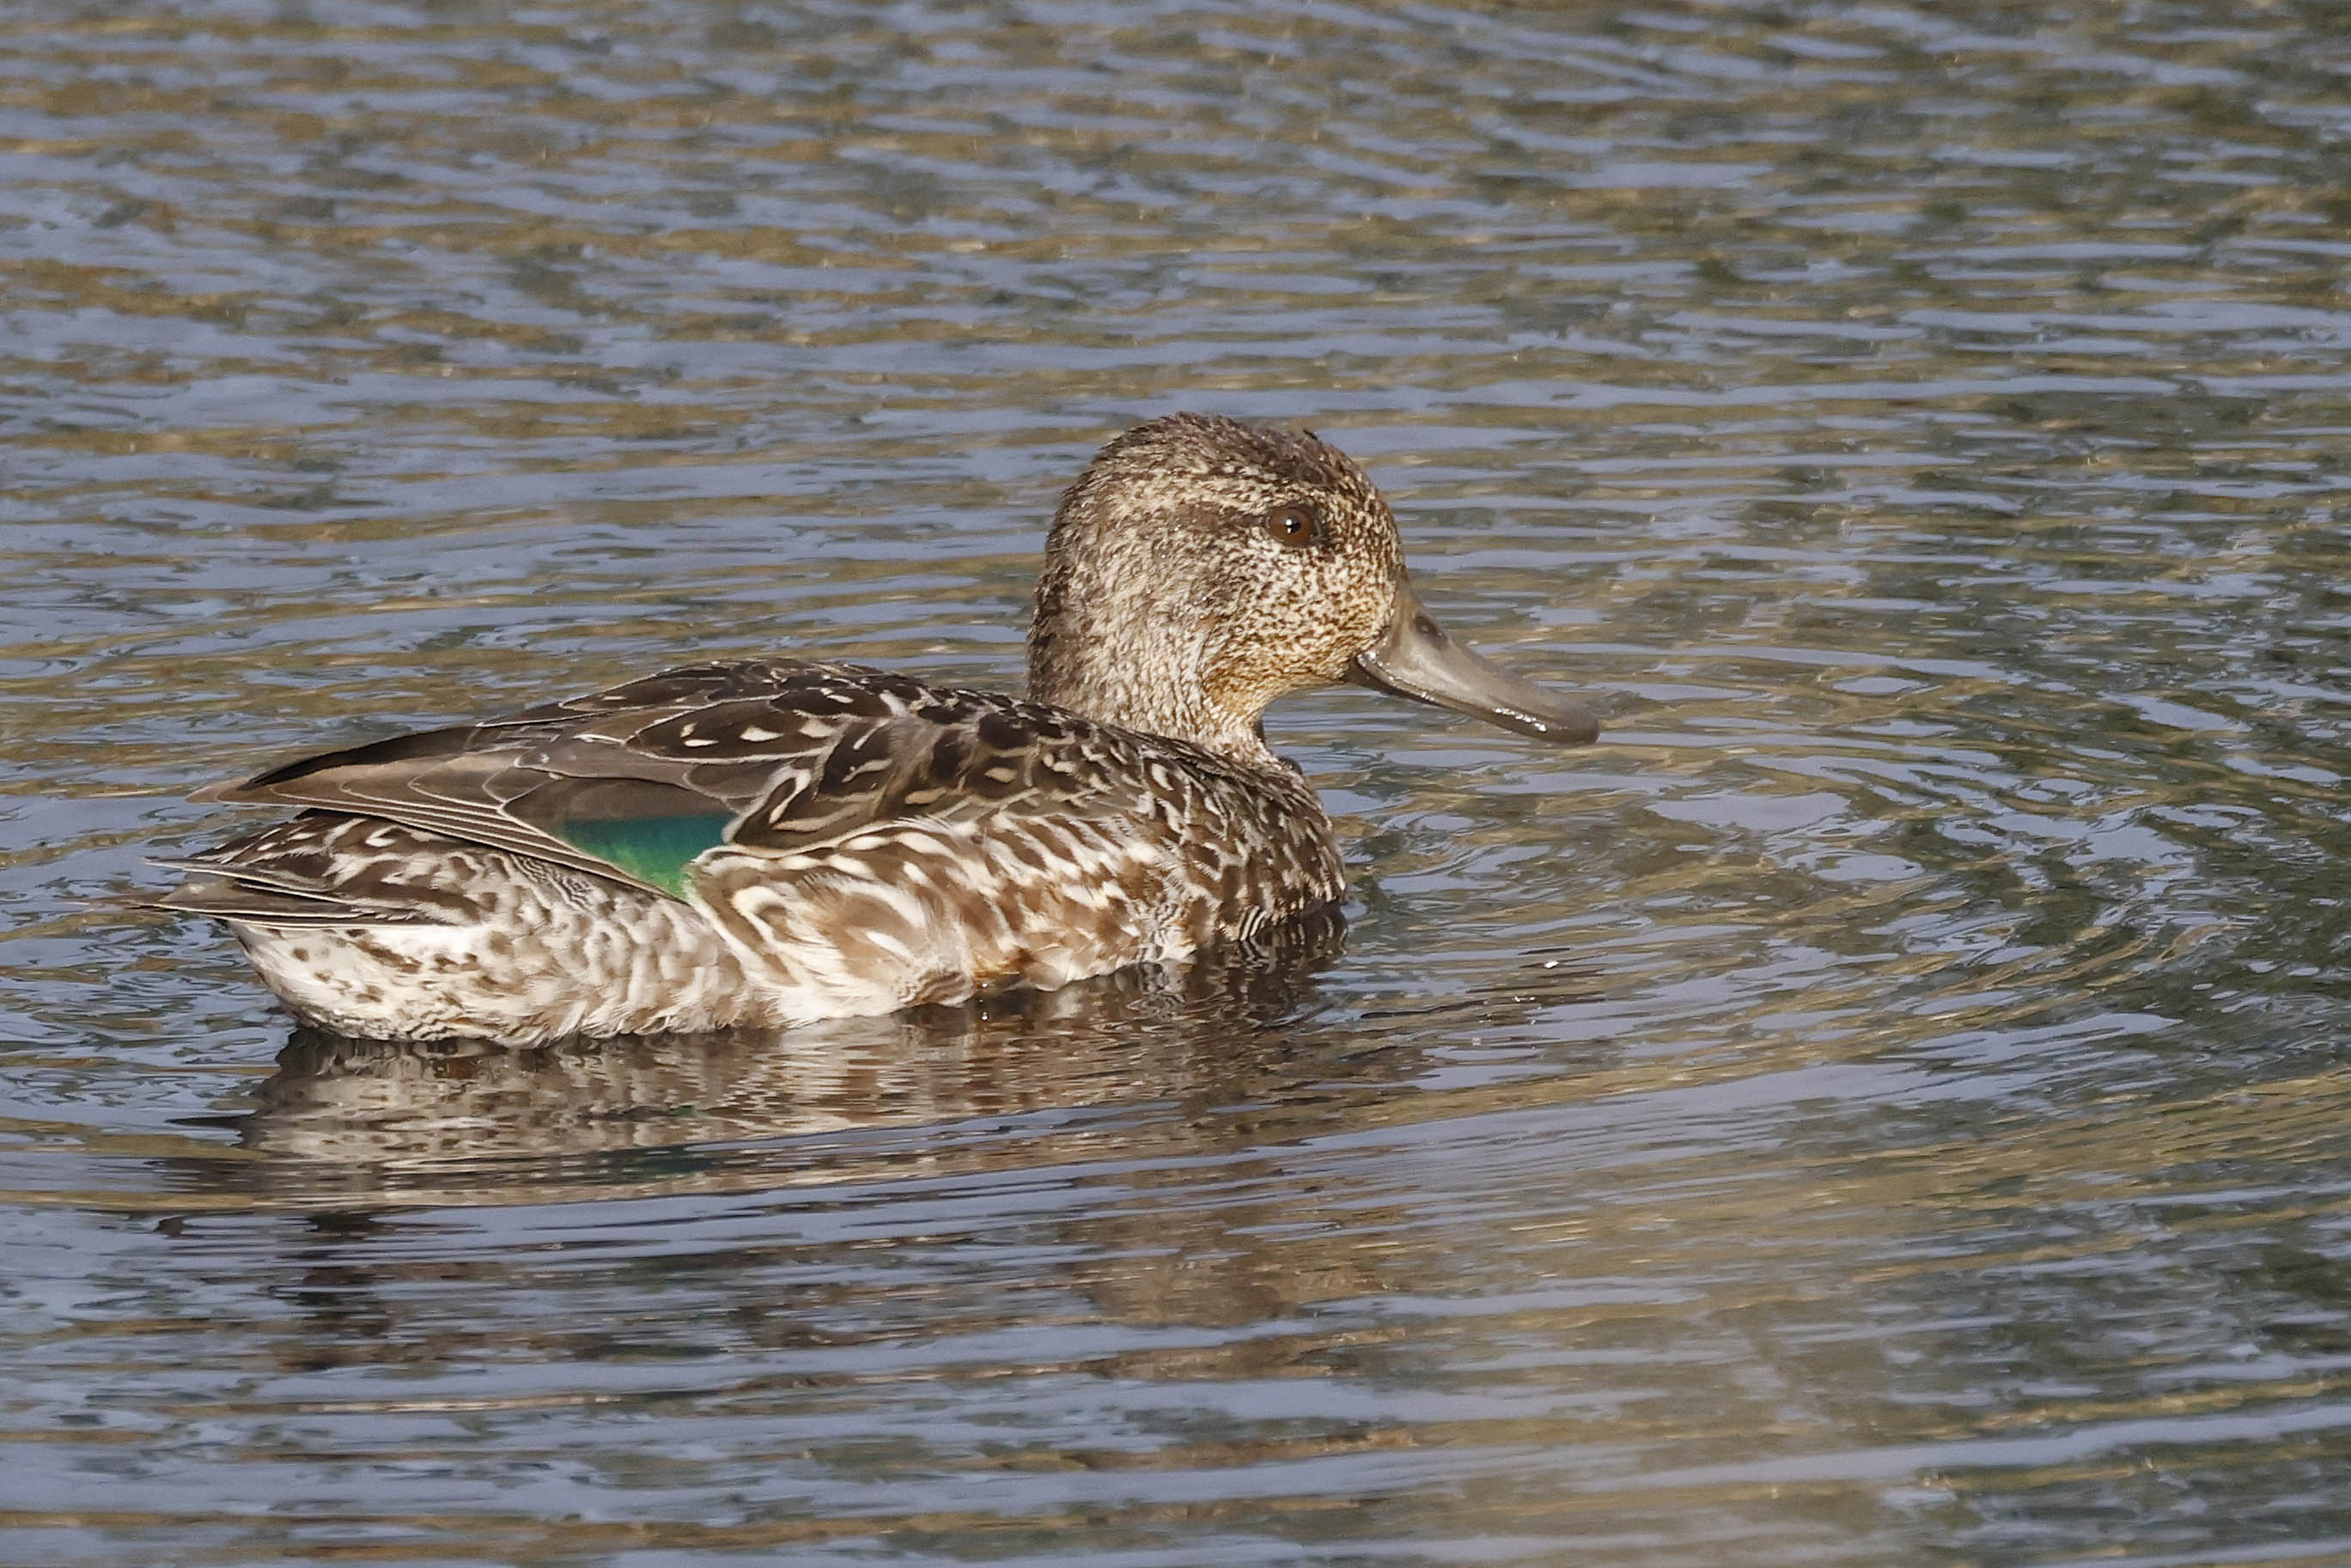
[186,659,1171,902]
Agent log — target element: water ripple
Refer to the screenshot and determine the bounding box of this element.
[7,0,2351,1563]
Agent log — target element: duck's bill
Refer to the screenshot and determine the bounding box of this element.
[1348,586,1599,744]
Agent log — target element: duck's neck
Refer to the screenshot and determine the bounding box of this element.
[1027,552,1276,769]
[1030,643,1274,767]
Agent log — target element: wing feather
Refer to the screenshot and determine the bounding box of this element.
[193,659,1205,900]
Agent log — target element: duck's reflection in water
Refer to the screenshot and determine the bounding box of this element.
[212,909,1369,1200]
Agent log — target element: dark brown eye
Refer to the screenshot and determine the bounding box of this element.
[1263,505,1320,548]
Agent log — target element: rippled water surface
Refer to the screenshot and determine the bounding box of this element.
[9,1,2351,1562]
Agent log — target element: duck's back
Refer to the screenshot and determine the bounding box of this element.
[155,659,1345,1043]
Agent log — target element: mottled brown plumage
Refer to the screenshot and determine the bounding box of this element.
[149,414,1599,1044]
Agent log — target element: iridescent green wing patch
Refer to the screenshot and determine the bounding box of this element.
[507,777,739,898]
[557,812,734,899]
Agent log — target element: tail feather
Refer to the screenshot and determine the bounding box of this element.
[140,813,483,928]
[139,869,436,928]
[146,854,339,897]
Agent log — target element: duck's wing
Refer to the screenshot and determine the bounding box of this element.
[188,659,1166,901]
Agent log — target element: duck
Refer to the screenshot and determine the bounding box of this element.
[150,414,1599,1046]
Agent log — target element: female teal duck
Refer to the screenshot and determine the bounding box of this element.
[155,415,1599,1045]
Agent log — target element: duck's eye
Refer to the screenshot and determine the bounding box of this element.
[1263,505,1321,548]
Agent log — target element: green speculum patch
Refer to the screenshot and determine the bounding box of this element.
[559,813,733,898]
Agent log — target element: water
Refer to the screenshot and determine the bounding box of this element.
[7,0,2351,1562]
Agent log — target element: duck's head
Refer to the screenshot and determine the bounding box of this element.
[1028,413,1599,763]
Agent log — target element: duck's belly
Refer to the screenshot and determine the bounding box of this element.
[229,913,1012,1049]
[229,896,776,1046]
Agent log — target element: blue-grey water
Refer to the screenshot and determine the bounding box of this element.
[8,2,2351,1564]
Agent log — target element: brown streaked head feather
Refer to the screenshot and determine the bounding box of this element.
[1029,414,1406,764]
